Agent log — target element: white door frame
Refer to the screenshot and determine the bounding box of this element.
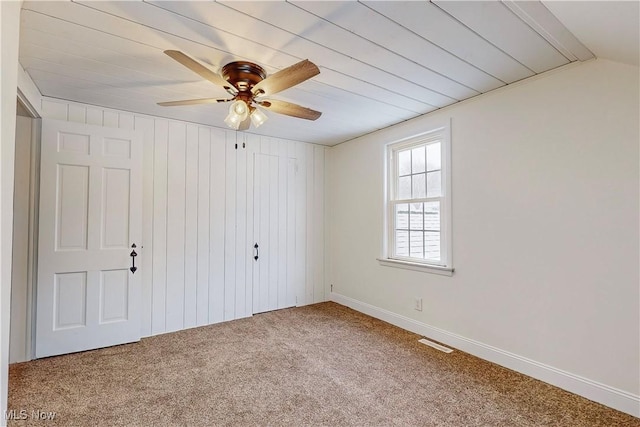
[8,114,40,363]
[10,90,42,363]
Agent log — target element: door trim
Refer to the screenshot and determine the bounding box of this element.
[26,118,41,361]
[8,114,41,363]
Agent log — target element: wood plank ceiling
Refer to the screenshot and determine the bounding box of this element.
[19,1,594,146]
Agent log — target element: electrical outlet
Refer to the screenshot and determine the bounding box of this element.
[414,298,423,311]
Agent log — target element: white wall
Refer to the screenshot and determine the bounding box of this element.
[35,98,326,338]
[327,59,639,415]
[1,1,22,424]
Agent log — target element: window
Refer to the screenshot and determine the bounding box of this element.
[382,124,452,274]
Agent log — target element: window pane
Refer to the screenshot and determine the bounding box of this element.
[395,230,409,257]
[411,146,425,173]
[388,129,448,267]
[398,176,411,199]
[409,203,423,231]
[395,204,409,230]
[398,149,411,176]
[427,142,441,171]
[425,231,441,261]
[427,171,441,197]
[424,201,440,231]
[412,173,426,198]
[410,231,424,258]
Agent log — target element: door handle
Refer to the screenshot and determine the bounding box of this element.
[130,243,138,274]
[254,243,259,261]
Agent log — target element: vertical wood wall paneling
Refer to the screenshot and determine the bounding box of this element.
[245,134,259,314]
[251,140,261,314]
[151,119,168,334]
[135,115,155,337]
[119,113,135,130]
[305,144,315,305]
[102,110,118,128]
[286,140,297,308]
[41,99,67,121]
[166,121,187,333]
[224,131,237,321]
[67,104,86,123]
[209,128,226,323]
[37,98,327,341]
[313,146,325,303]
[235,132,248,318]
[257,138,270,313]
[183,124,199,328]
[86,107,103,126]
[269,139,280,310]
[295,142,307,306]
[196,126,211,327]
[277,139,287,309]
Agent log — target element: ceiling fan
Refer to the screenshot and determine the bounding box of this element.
[158,50,322,131]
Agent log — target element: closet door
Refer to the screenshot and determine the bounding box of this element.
[252,152,297,314]
[36,118,143,358]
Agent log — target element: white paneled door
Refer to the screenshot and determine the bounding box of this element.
[252,153,298,314]
[36,119,142,358]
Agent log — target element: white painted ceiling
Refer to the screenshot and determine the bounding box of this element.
[17,1,636,146]
[542,1,639,67]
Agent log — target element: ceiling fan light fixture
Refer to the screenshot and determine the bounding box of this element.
[224,100,249,129]
[223,113,242,130]
[250,107,268,128]
[160,52,322,130]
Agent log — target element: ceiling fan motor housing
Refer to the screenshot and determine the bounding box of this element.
[221,61,267,92]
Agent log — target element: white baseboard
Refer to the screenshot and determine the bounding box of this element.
[330,292,640,418]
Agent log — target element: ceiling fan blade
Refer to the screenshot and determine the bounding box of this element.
[157,98,233,107]
[164,50,235,93]
[252,59,319,96]
[238,116,251,131]
[259,99,322,121]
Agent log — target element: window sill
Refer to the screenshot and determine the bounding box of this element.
[377,258,454,276]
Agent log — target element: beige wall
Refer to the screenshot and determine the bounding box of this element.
[327,59,639,415]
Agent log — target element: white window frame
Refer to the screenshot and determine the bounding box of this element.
[379,122,453,276]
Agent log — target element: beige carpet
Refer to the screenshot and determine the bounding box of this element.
[8,302,639,426]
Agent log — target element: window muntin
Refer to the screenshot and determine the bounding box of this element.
[386,127,450,269]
